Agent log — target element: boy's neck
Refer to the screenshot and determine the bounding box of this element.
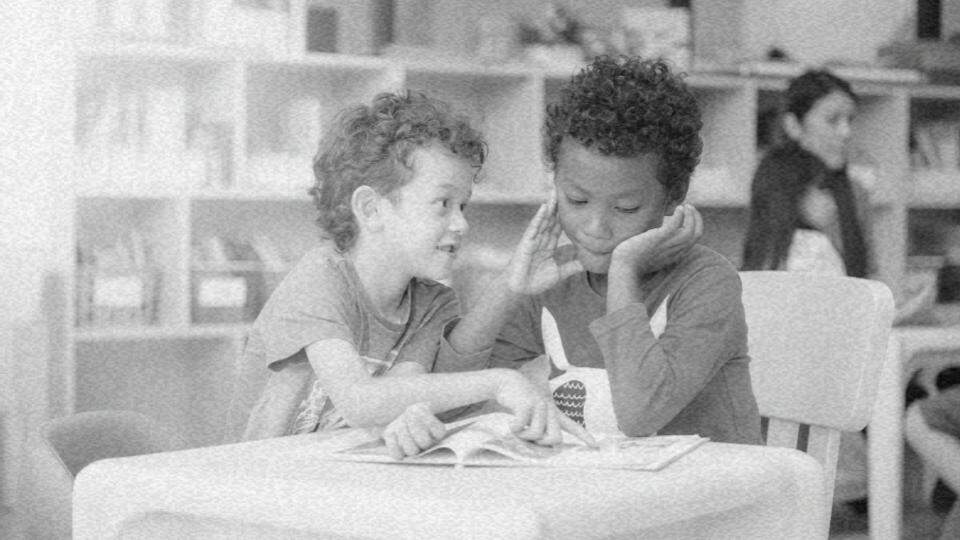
[347,241,411,320]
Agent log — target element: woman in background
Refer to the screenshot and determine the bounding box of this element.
[742,69,869,279]
[742,69,872,509]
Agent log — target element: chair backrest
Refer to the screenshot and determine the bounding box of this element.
[19,410,188,539]
[739,271,894,506]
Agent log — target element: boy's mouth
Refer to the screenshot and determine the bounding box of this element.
[437,244,459,255]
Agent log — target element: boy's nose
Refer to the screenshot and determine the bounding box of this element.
[450,208,468,234]
[582,210,610,238]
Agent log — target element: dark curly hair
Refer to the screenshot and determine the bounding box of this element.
[309,91,486,251]
[544,56,703,202]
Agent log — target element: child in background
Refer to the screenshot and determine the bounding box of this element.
[424,55,758,447]
[240,91,589,457]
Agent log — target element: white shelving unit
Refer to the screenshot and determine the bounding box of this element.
[58,2,960,447]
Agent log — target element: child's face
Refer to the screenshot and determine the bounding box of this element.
[382,144,473,281]
[791,90,856,169]
[554,140,673,274]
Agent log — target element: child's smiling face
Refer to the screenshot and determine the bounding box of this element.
[382,144,474,281]
[554,139,674,274]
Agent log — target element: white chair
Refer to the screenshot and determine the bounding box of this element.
[740,271,894,536]
[18,410,188,539]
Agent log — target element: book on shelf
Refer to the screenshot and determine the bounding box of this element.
[329,412,707,471]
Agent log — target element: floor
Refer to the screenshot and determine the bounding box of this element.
[828,446,952,540]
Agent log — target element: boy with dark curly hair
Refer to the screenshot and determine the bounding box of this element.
[469,56,762,444]
[240,91,592,456]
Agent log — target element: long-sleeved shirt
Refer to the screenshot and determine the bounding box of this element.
[490,244,762,444]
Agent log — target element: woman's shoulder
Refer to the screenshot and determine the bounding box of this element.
[785,229,846,275]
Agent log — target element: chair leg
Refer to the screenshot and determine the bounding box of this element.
[923,465,941,507]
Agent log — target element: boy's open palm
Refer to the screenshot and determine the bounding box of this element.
[505,192,583,295]
[611,204,703,275]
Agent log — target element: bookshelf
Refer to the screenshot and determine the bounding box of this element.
[57,1,960,448]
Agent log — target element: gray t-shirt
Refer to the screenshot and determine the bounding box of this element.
[491,244,762,444]
[240,244,486,438]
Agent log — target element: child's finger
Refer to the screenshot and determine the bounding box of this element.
[509,404,534,434]
[407,420,435,449]
[559,414,598,448]
[539,405,562,446]
[384,431,404,460]
[518,400,548,440]
[691,206,704,239]
[397,425,421,457]
[424,414,446,441]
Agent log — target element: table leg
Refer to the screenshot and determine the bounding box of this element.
[868,335,903,540]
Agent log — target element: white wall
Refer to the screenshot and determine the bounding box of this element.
[740,0,914,65]
[399,0,916,67]
[0,0,76,510]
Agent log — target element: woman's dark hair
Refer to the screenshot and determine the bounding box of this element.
[784,69,857,121]
[544,56,703,203]
[742,70,868,277]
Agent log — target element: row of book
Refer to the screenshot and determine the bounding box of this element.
[912,121,960,171]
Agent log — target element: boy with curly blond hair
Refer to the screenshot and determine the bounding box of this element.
[240,91,591,457]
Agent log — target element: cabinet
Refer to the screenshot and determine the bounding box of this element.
[59,2,960,447]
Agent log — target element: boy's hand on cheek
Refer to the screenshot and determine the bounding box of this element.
[611,204,703,276]
[505,190,583,295]
[382,403,446,460]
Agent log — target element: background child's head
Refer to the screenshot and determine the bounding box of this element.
[309,91,486,252]
[544,56,703,204]
[782,70,858,169]
[542,56,703,274]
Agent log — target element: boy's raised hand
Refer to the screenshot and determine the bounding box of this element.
[611,203,703,276]
[381,402,446,460]
[505,190,584,295]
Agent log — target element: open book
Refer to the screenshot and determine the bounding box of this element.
[330,412,707,471]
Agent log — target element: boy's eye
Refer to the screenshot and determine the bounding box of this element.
[565,196,587,206]
[616,206,640,214]
[459,202,467,212]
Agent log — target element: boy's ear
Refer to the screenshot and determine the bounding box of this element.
[351,186,385,233]
[782,112,803,141]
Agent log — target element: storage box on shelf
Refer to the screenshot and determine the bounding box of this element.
[190,262,286,324]
[75,265,162,328]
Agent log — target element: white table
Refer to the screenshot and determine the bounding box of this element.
[870,324,960,540]
[74,431,827,539]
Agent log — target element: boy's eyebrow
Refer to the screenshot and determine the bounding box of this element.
[561,178,641,200]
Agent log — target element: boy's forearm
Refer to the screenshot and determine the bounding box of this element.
[340,369,514,426]
[606,260,642,313]
[447,272,523,354]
